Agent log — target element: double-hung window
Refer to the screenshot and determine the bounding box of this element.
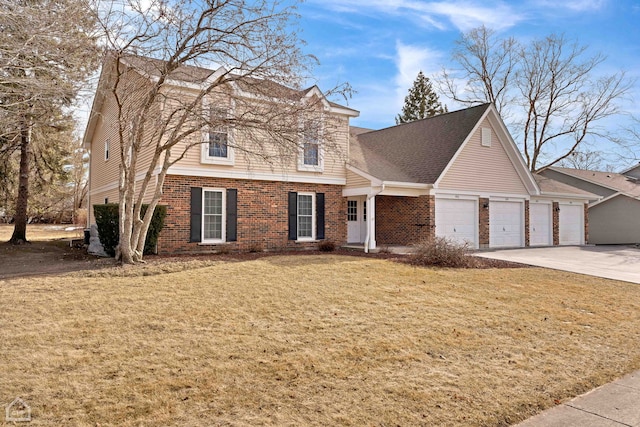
[298,119,323,172]
[202,105,234,165]
[202,189,225,242]
[297,193,314,239]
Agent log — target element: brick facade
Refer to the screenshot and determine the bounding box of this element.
[584,203,589,244]
[478,198,490,248]
[158,175,346,254]
[375,195,435,245]
[552,202,560,246]
[524,200,530,247]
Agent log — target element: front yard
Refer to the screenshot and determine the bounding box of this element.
[1,255,639,426]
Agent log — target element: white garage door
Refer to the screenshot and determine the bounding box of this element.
[529,203,552,246]
[559,204,582,245]
[435,198,477,248]
[490,201,523,248]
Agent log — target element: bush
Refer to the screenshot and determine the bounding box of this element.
[318,240,336,252]
[93,204,167,257]
[408,236,474,268]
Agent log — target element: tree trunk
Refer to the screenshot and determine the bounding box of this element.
[9,121,31,244]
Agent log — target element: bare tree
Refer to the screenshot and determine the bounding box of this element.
[0,0,100,242]
[439,27,633,172]
[91,0,349,263]
[439,26,518,117]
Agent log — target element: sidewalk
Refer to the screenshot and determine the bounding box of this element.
[515,370,640,426]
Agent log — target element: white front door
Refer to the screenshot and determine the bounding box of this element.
[435,198,478,248]
[490,201,524,248]
[530,203,552,246]
[347,197,366,243]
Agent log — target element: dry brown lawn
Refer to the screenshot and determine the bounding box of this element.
[0,224,83,241]
[1,255,639,426]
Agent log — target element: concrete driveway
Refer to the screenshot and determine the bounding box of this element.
[475,245,640,284]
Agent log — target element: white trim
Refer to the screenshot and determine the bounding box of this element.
[434,105,539,195]
[436,194,479,201]
[167,166,346,185]
[297,116,324,172]
[488,195,527,202]
[201,187,226,244]
[589,191,633,208]
[343,187,374,197]
[201,99,235,166]
[104,139,110,161]
[296,192,316,241]
[435,188,530,200]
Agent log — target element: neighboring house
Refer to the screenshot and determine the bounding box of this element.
[83,56,595,254]
[345,104,595,249]
[540,167,640,244]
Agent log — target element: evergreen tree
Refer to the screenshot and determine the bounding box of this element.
[396,71,447,124]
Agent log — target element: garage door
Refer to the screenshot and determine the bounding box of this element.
[529,203,552,246]
[559,204,582,245]
[435,198,477,248]
[490,201,523,248]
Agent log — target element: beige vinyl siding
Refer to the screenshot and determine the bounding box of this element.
[87,187,120,224]
[170,91,350,182]
[345,170,370,189]
[89,93,121,191]
[438,118,528,194]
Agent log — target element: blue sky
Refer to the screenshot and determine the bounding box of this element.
[297,0,640,146]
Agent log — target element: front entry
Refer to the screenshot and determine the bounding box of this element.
[347,197,367,243]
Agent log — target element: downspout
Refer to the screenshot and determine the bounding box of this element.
[364,184,385,253]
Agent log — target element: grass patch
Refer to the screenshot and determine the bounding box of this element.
[1,255,639,426]
[0,224,83,242]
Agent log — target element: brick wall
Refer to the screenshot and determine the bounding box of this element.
[158,175,346,254]
[524,200,530,247]
[375,195,435,245]
[552,202,560,246]
[584,203,589,244]
[478,198,490,248]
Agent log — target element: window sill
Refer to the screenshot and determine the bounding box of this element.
[295,239,319,243]
[201,157,235,166]
[297,164,324,173]
[199,241,227,245]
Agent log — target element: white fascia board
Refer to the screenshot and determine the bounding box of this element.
[167,166,345,185]
[342,187,373,197]
[588,191,636,208]
[539,191,601,202]
[379,186,431,197]
[485,106,540,195]
[434,188,530,200]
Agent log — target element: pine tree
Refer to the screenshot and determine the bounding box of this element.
[396,71,447,124]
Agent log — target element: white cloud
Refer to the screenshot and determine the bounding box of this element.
[308,0,523,32]
[394,42,445,107]
[532,0,608,12]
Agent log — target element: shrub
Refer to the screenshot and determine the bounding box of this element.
[93,204,167,257]
[408,236,474,268]
[318,240,336,252]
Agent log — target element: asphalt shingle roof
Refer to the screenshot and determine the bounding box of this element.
[549,167,640,198]
[349,103,491,184]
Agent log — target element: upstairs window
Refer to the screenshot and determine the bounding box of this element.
[104,139,110,161]
[298,119,323,172]
[201,105,234,165]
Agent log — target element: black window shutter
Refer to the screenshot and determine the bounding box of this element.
[190,187,202,242]
[288,192,297,240]
[316,193,325,240]
[226,188,238,242]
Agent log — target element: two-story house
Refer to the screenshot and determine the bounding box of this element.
[83,55,595,254]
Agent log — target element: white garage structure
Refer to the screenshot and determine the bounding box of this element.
[345,104,595,251]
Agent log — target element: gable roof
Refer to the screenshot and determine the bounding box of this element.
[548,167,640,199]
[533,174,599,199]
[349,104,492,184]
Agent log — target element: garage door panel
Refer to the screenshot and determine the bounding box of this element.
[435,198,477,248]
[560,204,582,245]
[490,201,523,248]
[530,203,551,246]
